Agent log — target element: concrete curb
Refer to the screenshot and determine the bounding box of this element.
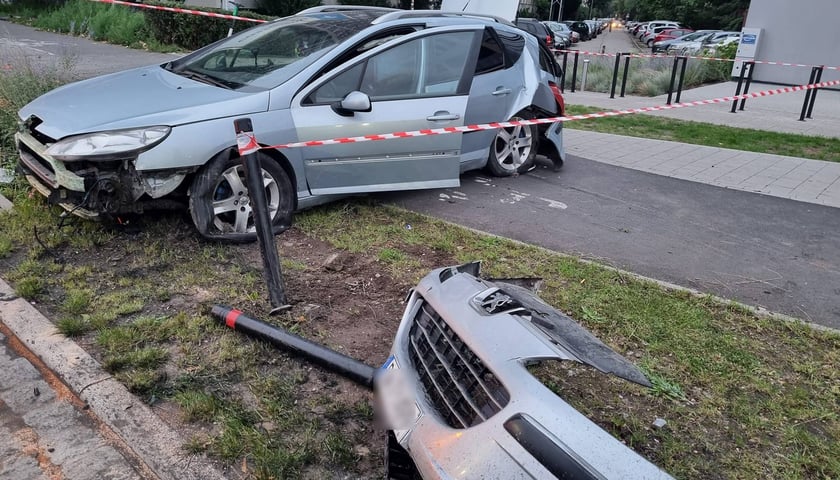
[0,277,227,480]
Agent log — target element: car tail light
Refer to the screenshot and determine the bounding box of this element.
[546,34,552,47]
[549,81,565,116]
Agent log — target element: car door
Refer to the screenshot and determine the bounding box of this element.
[290,26,481,196]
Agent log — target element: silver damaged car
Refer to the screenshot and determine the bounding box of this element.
[15,7,566,241]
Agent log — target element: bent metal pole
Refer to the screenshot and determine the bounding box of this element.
[211,305,376,389]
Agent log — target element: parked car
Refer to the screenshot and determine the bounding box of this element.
[636,20,680,39]
[377,263,675,479]
[654,29,716,53]
[542,21,572,49]
[647,27,694,48]
[677,31,741,56]
[665,30,719,54]
[16,7,566,242]
[514,17,554,49]
[564,20,591,41]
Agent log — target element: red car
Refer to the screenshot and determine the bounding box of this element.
[650,28,694,48]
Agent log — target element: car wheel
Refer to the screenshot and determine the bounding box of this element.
[647,39,654,47]
[486,111,539,177]
[385,431,420,480]
[189,151,293,243]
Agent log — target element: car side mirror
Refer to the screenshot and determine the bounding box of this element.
[331,91,372,117]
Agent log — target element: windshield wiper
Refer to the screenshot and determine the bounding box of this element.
[177,68,242,89]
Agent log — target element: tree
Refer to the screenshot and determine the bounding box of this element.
[255,0,320,17]
[339,0,393,6]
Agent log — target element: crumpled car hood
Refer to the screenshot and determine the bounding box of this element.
[19,65,270,140]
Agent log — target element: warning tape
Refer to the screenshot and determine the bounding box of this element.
[91,0,267,23]
[258,79,840,151]
[553,49,840,71]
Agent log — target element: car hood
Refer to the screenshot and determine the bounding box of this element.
[19,65,270,140]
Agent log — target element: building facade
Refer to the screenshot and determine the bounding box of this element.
[741,0,840,86]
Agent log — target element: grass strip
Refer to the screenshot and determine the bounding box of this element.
[4,191,836,479]
[565,104,840,162]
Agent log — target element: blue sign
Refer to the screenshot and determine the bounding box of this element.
[742,34,757,45]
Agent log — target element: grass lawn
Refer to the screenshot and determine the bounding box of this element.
[0,187,838,479]
[565,105,840,163]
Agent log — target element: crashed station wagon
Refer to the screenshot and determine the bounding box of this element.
[15,6,565,241]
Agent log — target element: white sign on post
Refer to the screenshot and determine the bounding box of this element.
[440,0,520,22]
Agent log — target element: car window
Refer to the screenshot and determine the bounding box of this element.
[475,29,505,75]
[306,31,474,104]
[495,29,524,68]
[169,13,381,91]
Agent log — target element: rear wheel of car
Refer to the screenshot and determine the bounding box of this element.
[486,111,539,177]
[385,431,420,480]
[189,151,293,243]
[647,39,654,47]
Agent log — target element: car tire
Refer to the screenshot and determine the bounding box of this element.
[647,39,654,47]
[486,110,539,177]
[189,151,293,243]
[385,431,420,480]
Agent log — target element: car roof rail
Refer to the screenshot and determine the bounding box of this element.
[297,5,399,15]
[371,9,514,26]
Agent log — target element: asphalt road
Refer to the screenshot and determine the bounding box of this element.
[0,19,177,78]
[381,156,840,329]
[2,21,838,331]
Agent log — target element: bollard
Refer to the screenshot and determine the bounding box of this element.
[561,51,568,93]
[212,305,376,389]
[806,66,824,119]
[581,59,590,92]
[739,62,755,111]
[675,56,688,103]
[731,61,752,113]
[666,56,686,105]
[610,52,622,98]
[620,54,631,97]
[234,118,289,310]
[570,51,579,93]
[799,67,819,121]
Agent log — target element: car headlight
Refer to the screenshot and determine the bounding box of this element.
[46,126,170,161]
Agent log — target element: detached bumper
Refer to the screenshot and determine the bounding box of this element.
[377,265,673,480]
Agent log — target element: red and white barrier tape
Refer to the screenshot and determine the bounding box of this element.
[92,0,839,72]
[553,49,840,71]
[91,0,267,23]
[258,79,840,151]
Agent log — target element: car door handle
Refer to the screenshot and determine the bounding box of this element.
[492,88,512,96]
[426,112,460,121]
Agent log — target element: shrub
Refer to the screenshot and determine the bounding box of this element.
[143,1,272,50]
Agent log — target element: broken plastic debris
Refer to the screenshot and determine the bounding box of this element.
[0,168,14,184]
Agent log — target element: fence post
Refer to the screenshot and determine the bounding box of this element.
[561,51,568,93]
[666,56,681,105]
[806,65,824,119]
[234,118,289,310]
[571,51,579,93]
[610,52,622,98]
[731,60,749,113]
[799,67,819,121]
[620,54,631,97]
[675,57,688,103]
[739,61,755,111]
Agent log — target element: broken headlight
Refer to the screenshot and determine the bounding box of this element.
[46,126,170,161]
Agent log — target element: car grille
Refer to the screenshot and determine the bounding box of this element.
[408,300,510,428]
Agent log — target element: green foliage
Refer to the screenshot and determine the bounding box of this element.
[255,0,319,17]
[337,0,391,6]
[613,0,749,30]
[144,1,269,50]
[32,0,149,46]
[0,56,72,167]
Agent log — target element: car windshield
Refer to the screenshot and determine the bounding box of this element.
[167,12,382,91]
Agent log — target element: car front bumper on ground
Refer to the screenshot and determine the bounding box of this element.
[377,264,673,480]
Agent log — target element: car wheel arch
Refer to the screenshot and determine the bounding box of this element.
[187,146,296,243]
